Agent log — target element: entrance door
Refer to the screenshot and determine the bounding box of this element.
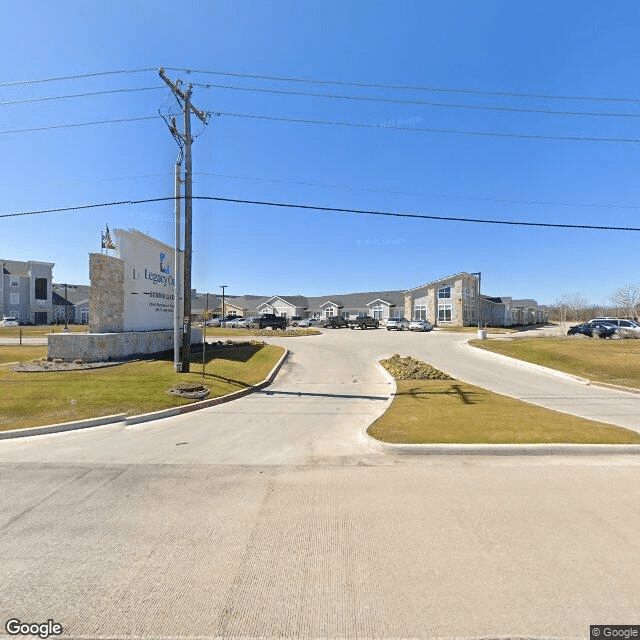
[34,312,48,325]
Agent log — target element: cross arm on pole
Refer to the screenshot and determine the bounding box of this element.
[159,67,210,124]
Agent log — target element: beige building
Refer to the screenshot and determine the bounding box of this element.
[404,272,481,327]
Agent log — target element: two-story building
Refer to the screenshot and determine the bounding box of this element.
[1,259,54,324]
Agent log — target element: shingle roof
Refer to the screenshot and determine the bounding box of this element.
[307,290,405,311]
[52,283,90,306]
[403,272,477,293]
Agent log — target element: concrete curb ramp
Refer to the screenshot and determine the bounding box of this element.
[362,354,640,456]
[0,348,289,439]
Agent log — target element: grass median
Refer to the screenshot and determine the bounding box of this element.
[367,355,640,444]
[469,337,640,390]
[0,343,284,432]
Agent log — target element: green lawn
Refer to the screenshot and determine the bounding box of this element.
[470,337,640,389]
[0,325,88,338]
[0,345,47,365]
[367,356,640,444]
[0,343,284,431]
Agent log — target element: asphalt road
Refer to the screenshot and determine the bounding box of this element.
[1,328,639,639]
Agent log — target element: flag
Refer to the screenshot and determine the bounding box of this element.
[102,225,115,250]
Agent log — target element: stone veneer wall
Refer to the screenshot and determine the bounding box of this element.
[89,253,124,333]
[48,328,203,362]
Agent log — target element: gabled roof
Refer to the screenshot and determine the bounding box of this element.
[319,300,344,308]
[367,298,397,307]
[403,272,477,293]
[510,298,538,307]
[52,283,90,306]
[261,295,309,309]
[307,290,404,311]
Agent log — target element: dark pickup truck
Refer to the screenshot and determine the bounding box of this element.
[254,313,287,330]
[347,315,379,330]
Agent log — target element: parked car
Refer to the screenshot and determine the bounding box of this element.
[254,314,287,330]
[226,316,246,328]
[235,316,257,328]
[321,316,348,329]
[347,315,379,330]
[567,321,619,338]
[588,317,640,333]
[298,318,319,327]
[287,316,304,327]
[409,319,434,332]
[1,316,19,327]
[386,317,410,331]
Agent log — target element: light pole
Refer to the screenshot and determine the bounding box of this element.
[220,285,227,319]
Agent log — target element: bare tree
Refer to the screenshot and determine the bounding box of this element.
[610,284,640,320]
[552,293,589,324]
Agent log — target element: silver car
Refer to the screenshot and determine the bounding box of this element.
[298,318,319,327]
[1,316,19,327]
[386,317,410,331]
[409,319,434,332]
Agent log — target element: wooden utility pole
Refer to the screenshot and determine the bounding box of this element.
[159,68,209,372]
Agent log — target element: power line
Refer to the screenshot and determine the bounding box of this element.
[195,82,640,119]
[0,86,164,106]
[3,195,640,231]
[0,115,160,135]
[167,67,640,104]
[194,171,640,210]
[0,68,156,87]
[216,111,640,144]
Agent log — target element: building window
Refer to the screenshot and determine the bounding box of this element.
[35,278,47,300]
[10,293,19,305]
[372,305,382,319]
[81,308,90,324]
[438,304,452,322]
[438,286,451,299]
[10,276,19,287]
[414,305,427,320]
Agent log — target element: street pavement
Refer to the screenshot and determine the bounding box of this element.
[1,328,640,639]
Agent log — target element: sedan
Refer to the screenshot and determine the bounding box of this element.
[409,319,434,332]
[567,322,619,338]
[298,318,319,327]
[386,317,411,331]
[1,316,19,327]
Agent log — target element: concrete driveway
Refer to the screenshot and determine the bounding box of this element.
[2,329,640,639]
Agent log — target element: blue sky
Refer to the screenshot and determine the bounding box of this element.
[2,0,640,305]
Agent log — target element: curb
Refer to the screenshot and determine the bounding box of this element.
[361,356,640,456]
[463,339,590,384]
[0,414,128,440]
[1,348,289,438]
[465,339,640,395]
[126,347,289,425]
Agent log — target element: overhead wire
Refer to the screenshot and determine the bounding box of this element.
[0,86,165,106]
[214,111,640,144]
[0,68,156,87]
[194,171,640,210]
[167,67,640,104]
[2,195,640,232]
[194,82,640,119]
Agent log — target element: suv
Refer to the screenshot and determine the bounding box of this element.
[347,315,379,330]
[386,317,410,331]
[321,316,348,329]
[255,313,287,330]
[589,317,640,332]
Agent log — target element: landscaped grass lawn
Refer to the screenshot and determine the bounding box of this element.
[0,345,47,365]
[367,355,640,444]
[0,325,88,338]
[0,343,284,432]
[469,337,640,389]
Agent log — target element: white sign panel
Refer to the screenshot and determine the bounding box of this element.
[114,228,182,331]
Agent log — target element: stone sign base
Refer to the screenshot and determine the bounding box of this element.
[47,328,203,363]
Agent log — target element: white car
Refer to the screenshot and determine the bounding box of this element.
[298,318,319,327]
[409,319,434,332]
[1,316,19,327]
[386,317,411,331]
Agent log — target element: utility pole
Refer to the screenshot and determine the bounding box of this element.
[220,285,227,319]
[173,150,182,372]
[159,68,209,372]
[64,283,69,331]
